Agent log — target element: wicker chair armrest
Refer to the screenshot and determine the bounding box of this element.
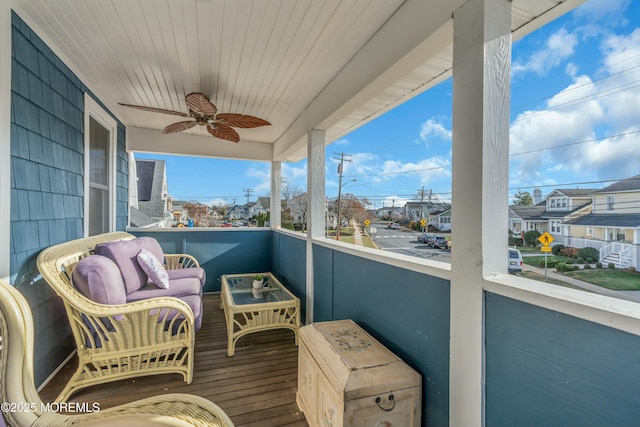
[164,254,200,269]
[68,295,196,323]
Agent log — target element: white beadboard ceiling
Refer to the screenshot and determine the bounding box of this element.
[10,0,585,162]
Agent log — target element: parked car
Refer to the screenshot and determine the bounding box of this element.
[419,233,435,244]
[433,236,448,249]
[508,248,523,273]
[389,222,400,230]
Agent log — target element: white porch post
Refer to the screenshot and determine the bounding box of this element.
[0,2,11,280]
[270,161,282,228]
[306,129,326,323]
[450,0,511,425]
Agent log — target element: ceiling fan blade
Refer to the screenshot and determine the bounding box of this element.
[185,92,217,116]
[216,113,271,128]
[118,103,189,117]
[162,120,197,134]
[207,123,240,143]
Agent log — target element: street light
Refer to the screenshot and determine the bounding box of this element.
[336,179,356,240]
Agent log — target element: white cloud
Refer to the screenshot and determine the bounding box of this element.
[381,157,451,186]
[574,0,631,26]
[510,28,640,185]
[246,166,271,195]
[419,118,452,142]
[513,28,578,77]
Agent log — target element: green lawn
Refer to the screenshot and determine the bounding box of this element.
[514,246,543,253]
[564,269,640,291]
[518,271,597,293]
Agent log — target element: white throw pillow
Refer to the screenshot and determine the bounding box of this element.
[137,248,170,289]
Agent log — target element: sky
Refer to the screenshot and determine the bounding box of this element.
[136,0,640,209]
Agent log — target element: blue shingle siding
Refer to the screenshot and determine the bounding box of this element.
[9,12,128,386]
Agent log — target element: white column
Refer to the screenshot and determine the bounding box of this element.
[306,129,326,323]
[450,0,512,425]
[0,2,11,280]
[270,161,282,228]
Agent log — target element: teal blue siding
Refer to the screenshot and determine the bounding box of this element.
[272,232,307,317]
[9,12,128,385]
[485,292,640,427]
[131,230,273,293]
[315,247,451,427]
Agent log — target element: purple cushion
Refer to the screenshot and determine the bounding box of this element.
[71,255,126,305]
[154,294,203,332]
[137,249,170,289]
[167,267,206,288]
[136,236,165,260]
[126,277,202,302]
[95,237,164,294]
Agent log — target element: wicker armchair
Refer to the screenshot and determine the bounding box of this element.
[36,232,202,402]
[0,278,233,427]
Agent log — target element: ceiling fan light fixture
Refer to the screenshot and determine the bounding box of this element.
[119,92,270,142]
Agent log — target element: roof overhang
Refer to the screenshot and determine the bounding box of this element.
[10,0,587,162]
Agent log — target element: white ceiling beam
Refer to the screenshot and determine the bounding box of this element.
[126,126,273,161]
[272,0,463,161]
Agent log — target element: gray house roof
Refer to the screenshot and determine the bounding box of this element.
[566,213,640,228]
[509,204,547,221]
[129,207,160,228]
[135,159,167,219]
[550,188,597,197]
[594,174,640,193]
[541,202,592,219]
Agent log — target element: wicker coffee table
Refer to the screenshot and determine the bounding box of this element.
[220,272,300,356]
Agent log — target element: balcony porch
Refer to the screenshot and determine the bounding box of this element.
[39,292,307,427]
[3,1,640,426]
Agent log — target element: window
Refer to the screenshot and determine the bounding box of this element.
[549,197,568,209]
[84,95,116,236]
[587,227,594,236]
[551,220,561,233]
[607,195,615,211]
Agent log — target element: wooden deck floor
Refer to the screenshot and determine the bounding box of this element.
[38,293,309,427]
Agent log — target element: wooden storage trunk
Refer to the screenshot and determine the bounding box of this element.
[297,319,422,427]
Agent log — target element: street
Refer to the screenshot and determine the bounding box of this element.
[367,222,451,263]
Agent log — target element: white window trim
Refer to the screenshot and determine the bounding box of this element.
[83,94,117,236]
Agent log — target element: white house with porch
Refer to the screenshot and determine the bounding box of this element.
[565,174,640,268]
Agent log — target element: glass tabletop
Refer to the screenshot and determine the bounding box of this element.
[225,275,294,306]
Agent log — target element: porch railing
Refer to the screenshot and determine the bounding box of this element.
[600,241,633,268]
[566,237,605,250]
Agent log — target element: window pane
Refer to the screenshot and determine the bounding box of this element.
[89,186,109,236]
[90,116,110,186]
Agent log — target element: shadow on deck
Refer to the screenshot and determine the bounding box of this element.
[38,293,309,427]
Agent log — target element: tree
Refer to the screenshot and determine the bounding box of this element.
[524,230,541,247]
[340,194,366,224]
[183,202,209,226]
[513,190,533,206]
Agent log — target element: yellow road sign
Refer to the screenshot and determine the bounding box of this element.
[420,218,426,227]
[541,246,552,252]
[538,231,554,247]
[364,219,371,227]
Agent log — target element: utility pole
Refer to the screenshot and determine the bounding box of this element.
[416,187,432,231]
[243,188,254,204]
[333,152,352,240]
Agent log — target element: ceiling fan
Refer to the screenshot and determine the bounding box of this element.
[119,92,270,143]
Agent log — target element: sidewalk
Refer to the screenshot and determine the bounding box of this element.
[351,220,364,246]
[521,263,640,303]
